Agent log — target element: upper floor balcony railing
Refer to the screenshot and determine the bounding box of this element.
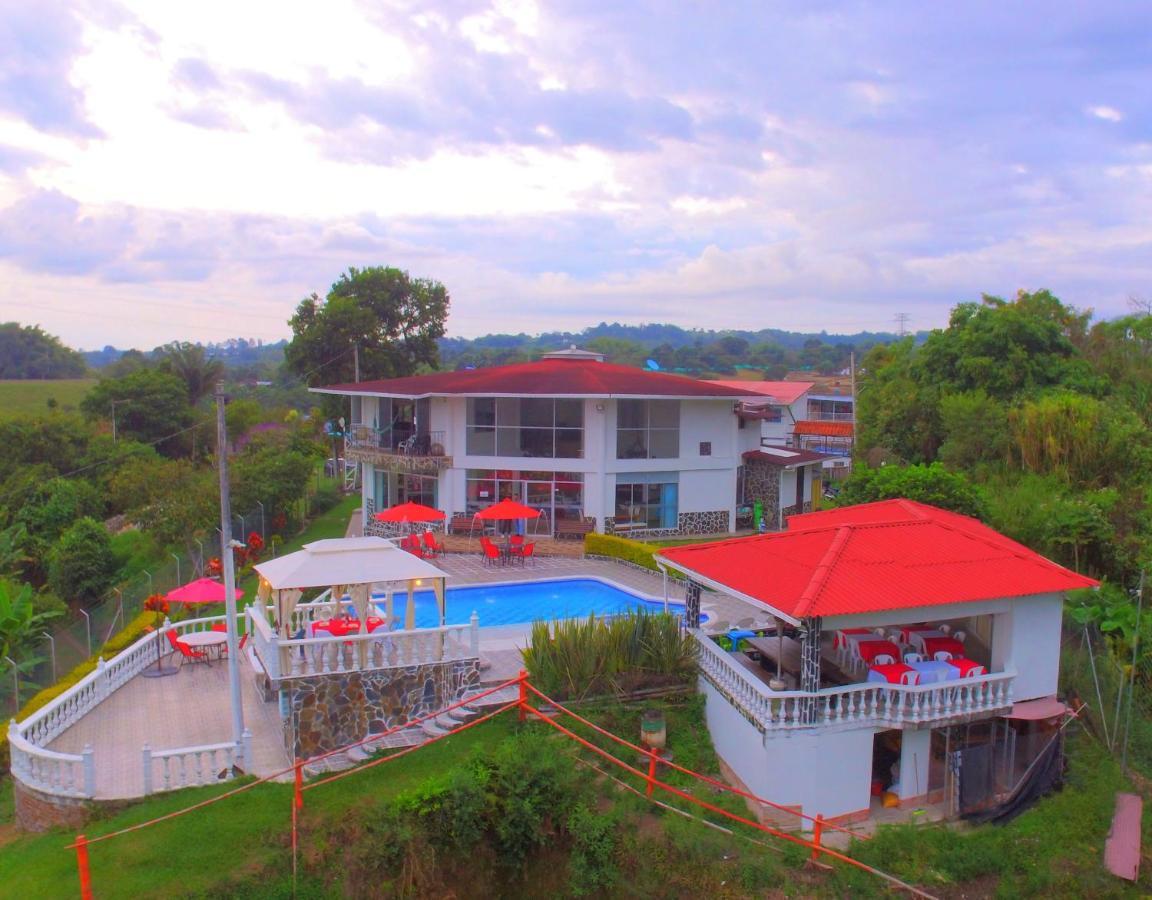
[804,410,855,423]
[346,424,451,473]
[693,630,1014,732]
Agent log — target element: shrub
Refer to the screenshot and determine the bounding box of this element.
[48,517,117,604]
[584,533,661,572]
[523,610,696,700]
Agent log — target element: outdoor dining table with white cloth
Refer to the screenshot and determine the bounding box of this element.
[906,660,959,684]
[908,629,949,652]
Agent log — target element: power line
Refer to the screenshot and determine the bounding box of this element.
[894,312,911,337]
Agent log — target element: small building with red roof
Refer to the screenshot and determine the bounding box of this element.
[315,350,774,538]
[654,499,1097,824]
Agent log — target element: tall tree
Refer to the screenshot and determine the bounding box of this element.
[285,267,450,387]
[156,342,225,406]
[0,323,87,379]
[81,370,196,455]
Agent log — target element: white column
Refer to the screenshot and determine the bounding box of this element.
[898,728,932,801]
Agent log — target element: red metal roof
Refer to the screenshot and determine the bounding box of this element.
[793,420,854,437]
[656,499,1098,622]
[708,380,813,405]
[316,359,766,399]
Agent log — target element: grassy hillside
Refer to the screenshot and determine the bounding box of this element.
[0,378,96,417]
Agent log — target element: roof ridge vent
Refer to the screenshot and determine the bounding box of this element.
[540,346,606,362]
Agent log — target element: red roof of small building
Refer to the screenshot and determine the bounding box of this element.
[793,420,854,437]
[708,380,814,405]
[316,359,766,399]
[656,499,1097,623]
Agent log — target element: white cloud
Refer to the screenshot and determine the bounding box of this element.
[1086,104,1123,123]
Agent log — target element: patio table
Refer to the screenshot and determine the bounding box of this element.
[867,663,919,685]
[833,628,873,650]
[920,636,965,659]
[908,629,947,651]
[176,630,228,663]
[854,639,902,666]
[906,660,958,684]
[898,624,938,643]
[312,617,386,638]
[947,657,986,678]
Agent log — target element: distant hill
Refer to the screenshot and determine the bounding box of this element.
[83,338,289,370]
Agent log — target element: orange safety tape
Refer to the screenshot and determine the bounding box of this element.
[302,700,520,791]
[523,682,870,840]
[65,675,524,849]
[519,702,937,899]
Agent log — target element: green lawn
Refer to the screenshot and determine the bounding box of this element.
[0,378,96,417]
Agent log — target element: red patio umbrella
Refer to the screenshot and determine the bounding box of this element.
[166,577,244,605]
[372,501,446,523]
[475,498,542,520]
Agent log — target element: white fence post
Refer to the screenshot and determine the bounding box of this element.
[142,744,153,796]
[469,612,480,658]
[81,744,95,798]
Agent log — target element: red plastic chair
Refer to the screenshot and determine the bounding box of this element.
[166,630,208,667]
[421,531,445,557]
[481,542,501,566]
[513,542,536,567]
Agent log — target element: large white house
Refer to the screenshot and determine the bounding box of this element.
[656,500,1097,825]
[315,350,773,538]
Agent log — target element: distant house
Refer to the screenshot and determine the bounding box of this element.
[656,500,1096,824]
[314,350,772,538]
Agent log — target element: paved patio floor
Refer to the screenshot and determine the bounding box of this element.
[47,549,763,800]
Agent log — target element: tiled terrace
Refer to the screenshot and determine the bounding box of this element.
[44,552,762,799]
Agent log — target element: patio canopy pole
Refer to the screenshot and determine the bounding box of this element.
[215,382,246,766]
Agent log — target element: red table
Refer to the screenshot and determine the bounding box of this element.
[867,663,920,686]
[947,657,986,678]
[312,617,385,638]
[921,636,965,659]
[898,624,937,643]
[854,639,902,666]
[834,627,873,649]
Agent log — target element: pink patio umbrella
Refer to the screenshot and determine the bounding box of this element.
[372,501,446,524]
[166,577,244,606]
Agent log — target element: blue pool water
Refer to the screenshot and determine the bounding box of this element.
[368,577,688,628]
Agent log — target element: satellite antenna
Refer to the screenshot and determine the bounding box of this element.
[645,359,660,371]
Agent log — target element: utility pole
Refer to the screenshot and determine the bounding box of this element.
[894,313,910,337]
[110,399,130,443]
[214,382,246,769]
[353,342,360,383]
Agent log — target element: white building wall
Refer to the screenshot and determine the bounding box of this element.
[701,680,876,820]
[993,592,1064,701]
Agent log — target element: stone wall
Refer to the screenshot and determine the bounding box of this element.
[282,659,480,758]
[743,459,781,527]
[677,510,729,535]
[13,781,92,833]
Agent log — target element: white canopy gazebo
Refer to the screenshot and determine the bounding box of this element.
[253,536,449,638]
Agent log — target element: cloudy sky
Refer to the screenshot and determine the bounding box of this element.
[0,0,1149,350]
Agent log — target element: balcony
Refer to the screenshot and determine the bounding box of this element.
[693,631,1014,732]
[345,424,451,474]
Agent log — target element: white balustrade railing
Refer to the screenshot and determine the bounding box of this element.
[11,613,230,800]
[143,729,253,796]
[8,724,93,798]
[693,631,1015,732]
[247,603,481,681]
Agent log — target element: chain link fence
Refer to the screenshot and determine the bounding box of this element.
[2,471,347,717]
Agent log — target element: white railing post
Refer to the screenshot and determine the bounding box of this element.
[94,657,107,703]
[469,612,480,658]
[241,728,253,772]
[81,744,95,798]
[142,744,153,796]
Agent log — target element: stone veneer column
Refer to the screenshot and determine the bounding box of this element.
[684,580,702,629]
[798,616,822,724]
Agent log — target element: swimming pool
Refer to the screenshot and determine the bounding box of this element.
[370,577,690,629]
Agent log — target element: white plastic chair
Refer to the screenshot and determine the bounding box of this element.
[938,623,951,634]
[873,627,887,637]
[953,630,967,643]
[903,652,923,664]
[934,650,954,662]
[873,653,896,665]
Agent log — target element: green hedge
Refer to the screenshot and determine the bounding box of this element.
[584,534,662,572]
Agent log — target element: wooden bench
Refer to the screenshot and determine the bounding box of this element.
[449,515,480,536]
[555,519,595,540]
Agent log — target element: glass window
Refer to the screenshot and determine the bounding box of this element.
[615,473,678,529]
[616,400,679,459]
[465,398,583,459]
